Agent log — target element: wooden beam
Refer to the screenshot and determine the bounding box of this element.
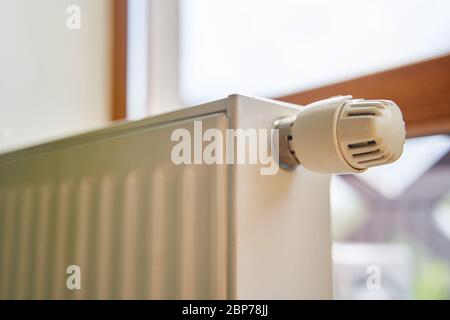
[111,0,128,120]
[277,55,450,137]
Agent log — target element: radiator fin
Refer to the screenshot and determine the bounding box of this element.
[0,114,229,299]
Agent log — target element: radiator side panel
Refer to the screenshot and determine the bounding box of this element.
[230,95,333,299]
[0,113,230,299]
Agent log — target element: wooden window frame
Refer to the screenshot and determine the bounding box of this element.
[111,0,128,121]
[277,54,450,138]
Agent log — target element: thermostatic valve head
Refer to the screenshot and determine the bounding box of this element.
[277,95,406,173]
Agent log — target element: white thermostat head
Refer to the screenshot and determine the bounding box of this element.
[276,95,406,173]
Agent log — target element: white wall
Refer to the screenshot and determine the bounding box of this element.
[0,0,112,153]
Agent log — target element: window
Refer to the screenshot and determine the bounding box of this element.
[180,0,450,105]
[332,135,450,299]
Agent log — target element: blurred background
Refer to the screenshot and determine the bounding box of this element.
[1,0,450,299]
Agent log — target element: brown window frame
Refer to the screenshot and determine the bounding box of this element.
[111,0,128,121]
[277,54,450,137]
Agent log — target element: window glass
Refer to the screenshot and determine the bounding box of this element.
[331,135,450,299]
[180,0,450,105]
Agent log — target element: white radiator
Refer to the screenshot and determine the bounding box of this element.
[0,94,332,299]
